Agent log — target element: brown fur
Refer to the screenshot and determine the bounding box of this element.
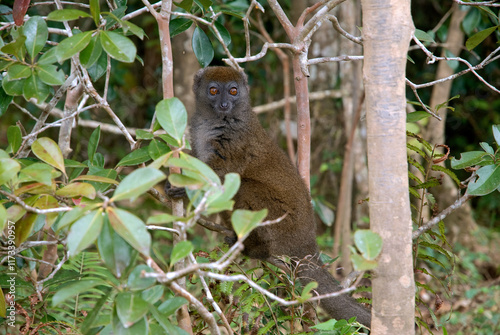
[170,66,371,327]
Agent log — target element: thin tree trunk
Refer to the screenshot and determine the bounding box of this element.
[361,0,415,333]
[424,4,477,247]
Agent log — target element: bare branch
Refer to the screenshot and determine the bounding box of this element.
[122,1,161,21]
[412,193,474,240]
[0,190,72,214]
[253,89,342,114]
[298,0,348,42]
[308,55,363,65]
[327,14,362,44]
[453,0,500,6]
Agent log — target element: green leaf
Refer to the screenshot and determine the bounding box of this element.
[170,18,193,38]
[431,164,461,186]
[56,182,97,199]
[148,139,171,160]
[231,209,267,239]
[0,158,21,185]
[111,167,165,202]
[195,0,212,10]
[414,29,435,43]
[112,307,148,335]
[312,199,334,226]
[98,218,134,278]
[168,173,203,189]
[116,146,151,167]
[100,31,136,63]
[127,264,156,291]
[158,296,188,316]
[67,209,104,256]
[32,137,66,175]
[107,208,151,256]
[73,174,118,185]
[7,63,32,80]
[1,36,27,60]
[52,279,103,307]
[354,230,383,260]
[212,20,231,46]
[38,47,58,65]
[480,142,494,155]
[465,26,498,51]
[156,98,187,143]
[299,281,318,302]
[351,253,378,271]
[88,125,101,164]
[2,74,25,96]
[0,86,13,115]
[54,206,89,232]
[462,8,481,36]
[24,16,48,59]
[90,0,101,26]
[170,240,193,266]
[14,213,38,246]
[451,151,488,169]
[467,164,500,196]
[122,21,145,40]
[23,74,50,103]
[7,125,22,154]
[55,31,93,62]
[20,162,55,186]
[36,64,65,85]
[192,26,214,67]
[47,9,92,21]
[311,319,338,331]
[175,0,193,12]
[407,111,431,123]
[116,292,150,327]
[80,34,103,68]
[493,125,500,146]
[168,153,220,185]
[87,51,107,80]
[141,286,164,304]
[135,129,154,140]
[0,204,6,232]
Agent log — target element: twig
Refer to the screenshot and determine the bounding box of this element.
[412,193,474,239]
[327,14,362,44]
[0,190,72,214]
[308,55,363,65]
[253,89,342,114]
[453,0,500,6]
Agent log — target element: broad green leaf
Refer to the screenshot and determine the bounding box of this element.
[54,205,89,232]
[147,213,185,224]
[311,319,338,331]
[493,125,500,146]
[170,18,193,37]
[115,146,151,167]
[73,174,118,184]
[451,151,488,169]
[414,29,435,43]
[312,199,334,226]
[0,158,21,185]
[38,47,58,65]
[7,63,31,80]
[0,204,6,232]
[80,34,103,68]
[192,26,214,68]
[7,205,26,223]
[47,9,92,21]
[24,16,48,59]
[33,195,59,227]
[112,309,148,335]
[15,213,37,246]
[354,230,383,261]
[480,142,494,155]
[87,51,107,80]
[168,174,203,189]
[2,74,25,96]
[158,133,181,147]
[111,167,165,202]
[231,209,267,239]
[212,21,231,46]
[67,209,104,256]
[466,26,498,51]
[148,139,171,160]
[141,286,164,304]
[107,208,151,256]
[7,125,22,154]
[19,162,55,186]
[116,292,149,327]
[122,21,145,40]
[100,31,136,63]
[32,137,66,175]
[0,86,13,115]
[55,31,93,62]
[168,153,220,185]
[170,241,193,266]
[462,8,481,36]
[36,64,65,85]
[56,182,96,199]
[1,36,26,60]
[351,253,378,271]
[23,72,50,103]
[158,296,188,316]
[156,98,187,143]
[127,265,156,291]
[195,0,212,10]
[88,125,100,164]
[407,111,431,123]
[52,279,103,307]
[90,0,101,25]
[467,164,500,196]
[175,0,193,12]
[299,281,318,302]
[135,129,154,140]
[98,219,134,278]
[86,167,118,193]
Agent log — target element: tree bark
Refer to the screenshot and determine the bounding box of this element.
[361,0,415,333]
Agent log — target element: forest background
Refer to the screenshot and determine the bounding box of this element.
[0,0,499,334]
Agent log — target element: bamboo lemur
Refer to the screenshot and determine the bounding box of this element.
[166,66,371,327]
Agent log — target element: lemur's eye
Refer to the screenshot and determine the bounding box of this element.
[209,87,218,95]
[229,88,238,96]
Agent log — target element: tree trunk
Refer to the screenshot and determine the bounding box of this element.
[361,0,415,333]
[424,4,477,248]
